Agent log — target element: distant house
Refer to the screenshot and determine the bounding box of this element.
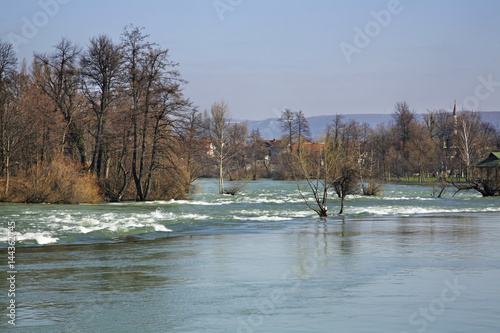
[200,139,215,157]
[262,139,326,163]
[264,139,284,162]
[293,141,324,152]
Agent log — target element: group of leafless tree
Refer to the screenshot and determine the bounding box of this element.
[275,104,499,216]
[0,26,231,203]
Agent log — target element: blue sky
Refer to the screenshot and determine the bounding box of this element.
[1,0,500,120]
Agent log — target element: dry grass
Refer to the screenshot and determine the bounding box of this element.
[5,156,102,204]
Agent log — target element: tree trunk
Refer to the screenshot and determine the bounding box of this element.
[219,153,224,195]
[4,155,9,198]
[339,195,345,215]
[116,162,128,202]
[91,116,104,177]
[132,118,144,201]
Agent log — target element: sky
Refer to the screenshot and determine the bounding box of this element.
[1,0,500,120]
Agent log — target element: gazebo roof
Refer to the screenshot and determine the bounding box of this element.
[473,152,500,168]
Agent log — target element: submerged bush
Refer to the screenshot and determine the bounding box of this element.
[362,180,383,196]
[224,179,249,195]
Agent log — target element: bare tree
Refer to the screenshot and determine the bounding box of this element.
[180,109,207,186]
[34,38,87,165]
[333,163,359,215]
[0,40,17,85]
[393,101,415,151]
[205,100,248,193]
[0,40,18,197]
[226,120,248,180]
[407,121,437,182]
[209,99,239,194]
[279,108,296,152]
[331,114,344,147]
[293,128,339,217]
[368,123,393,180]
[293,118,362,216]
[248,129,268,179]
[294,110,311,152]
[456,112,484,180]
[80,34,122,178]
[120,25,190,201]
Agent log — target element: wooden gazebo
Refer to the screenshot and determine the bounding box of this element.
[472,152,500,181]
[474,152,500,168]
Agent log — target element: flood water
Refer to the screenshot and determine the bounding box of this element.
[1,179,499,332]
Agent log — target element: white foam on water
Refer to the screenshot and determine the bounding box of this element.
[283,210,315,218]
[177,200,231,206]
[153,224,173,232]
[79,225,106,234]
[233,215,293,222]
[234,208,310,220]
[182,213,209,220]
[14,232,59,245]
[240,197,286,204]
[27,208,178,240]
[351,205,499,216]
[483,206,500,212]
[137,209,209,222]
[380,196,435,201]
[151,208,166,219]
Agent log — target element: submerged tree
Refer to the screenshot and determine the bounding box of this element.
[208,100,247,195]
[292,116,363,216]
[332,157,359,215]
[293,129,338,217]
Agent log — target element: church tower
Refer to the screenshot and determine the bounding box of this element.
[453,100,457,135]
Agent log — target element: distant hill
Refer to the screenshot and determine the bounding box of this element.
[480,111,500,128]
[244,111,500,140]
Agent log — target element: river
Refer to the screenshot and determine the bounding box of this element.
[1,179,499,332]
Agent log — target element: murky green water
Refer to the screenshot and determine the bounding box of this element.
[1,179,499,332]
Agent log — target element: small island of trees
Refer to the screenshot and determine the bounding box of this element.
[1,26,499,213]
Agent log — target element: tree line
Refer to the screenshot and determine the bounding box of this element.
[0,26,210,203]
[1,27,499,205]
[270,104,500,216]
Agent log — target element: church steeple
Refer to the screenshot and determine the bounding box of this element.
[453,100,458,135]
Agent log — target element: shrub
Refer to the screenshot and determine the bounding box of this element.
[224,179,249,195]
[10,156,102,204]
[362,180,383,196]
